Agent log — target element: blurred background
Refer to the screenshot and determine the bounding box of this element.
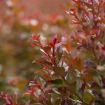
[0,0,72,96]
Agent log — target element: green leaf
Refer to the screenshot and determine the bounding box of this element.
[83,91,93,104]
[48,79,66,87]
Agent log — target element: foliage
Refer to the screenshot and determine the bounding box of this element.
[1,0,105,105]
[25,0,105,105]
[0,0,69,98]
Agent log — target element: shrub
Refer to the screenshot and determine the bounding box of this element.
[1,0,105,105]
[26,0,105,105]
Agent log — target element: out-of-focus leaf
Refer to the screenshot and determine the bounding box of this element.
[83,91,93,104]
[61,98,72,105]
[56,48,63,64]
[66,71,76,84]
[54,67,65,77]
[93,74,102,86]
[51,93,60,105]
[47,79,66,87]
[34,70,52,81]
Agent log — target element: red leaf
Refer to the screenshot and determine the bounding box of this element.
[31,35,40,41]
[101,44,105,51]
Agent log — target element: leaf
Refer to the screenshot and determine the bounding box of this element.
[93,73,102,86]
[54,67,65,77]
[56,48,63,64]
[66,71,76,84]
[47,79,66,87]
[61,98,72,105]
[51,93,60,104]
[42,46,51,54]
[83,91,93,104]
[34,70,52,81]
[36,58,52,68]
